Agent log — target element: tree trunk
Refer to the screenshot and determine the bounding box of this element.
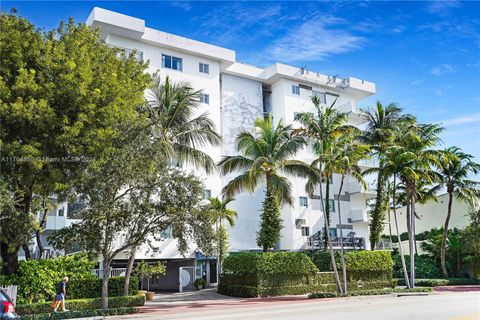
[392,175,410,288]
[124,247,137,296]
[101,259,110,310]
[35,200,48,259]
[370,170,385,250]
[337,175,347,294]
[318,173,341,292]
[0,242,19,275]
[324,174,331,250]
[407,197,415,288]
[440,191,453,278]
[218,220,223,284]
[22,244,31,260]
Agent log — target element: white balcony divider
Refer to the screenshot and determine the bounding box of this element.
[92,268,127,278]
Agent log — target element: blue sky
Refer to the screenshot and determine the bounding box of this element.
[3,1,480,164]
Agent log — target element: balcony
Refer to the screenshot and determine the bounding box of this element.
[376,238,393,251]
[349,208,369,223]
[347,181,376,198]
[338,101,366,125]
[358,158,379,168]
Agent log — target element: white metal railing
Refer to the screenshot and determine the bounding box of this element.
[376,238,393,251]
[92,268,127,278]
[0,285,17,306]
[304,236,365,250]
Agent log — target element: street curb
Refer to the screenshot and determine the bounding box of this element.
[394,292,429,297]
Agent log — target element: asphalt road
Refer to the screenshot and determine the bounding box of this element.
[123,292,480,320]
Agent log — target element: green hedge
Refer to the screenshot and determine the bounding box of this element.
[20,307,138,320]
[16,295,145,315]
[223,252,319,275]
[309,287,432,299]
[67,276,139,299]
[397,278,479,287]
[393,254,442,279]
[0,254,96,304]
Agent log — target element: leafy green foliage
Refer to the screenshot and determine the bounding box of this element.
[0,12,151,273]
[20,308,138,320]
[396,278,478,287]
[67,277,139,299]
[0,254,95,304]
[222,252,319,276]
[392,254,442,279]
[256,189,282,251]
[344,251,393,272]
[309,287,432,299]
[17,295,144,315]
[305,251,341,271]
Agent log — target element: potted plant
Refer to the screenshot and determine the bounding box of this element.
[195,278,206,290]
[134,261,166,300]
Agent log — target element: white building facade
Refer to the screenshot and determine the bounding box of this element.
[26,8,379,287]
[86,7,377,253]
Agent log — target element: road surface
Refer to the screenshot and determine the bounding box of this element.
[117,291,480,320]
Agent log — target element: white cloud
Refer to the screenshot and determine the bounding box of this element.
[267,16,364,62]
[440,112,480,126]
[430,64,455,76]
[433,89,445,96]
[410,78,425,85]
[427,0,461,15]
[170,1,192,12]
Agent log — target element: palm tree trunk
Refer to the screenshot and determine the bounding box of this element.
[370,170,385,250]
[392,175,410,288]
[324,175,331,250]
[123,246,137,296]
[318,173,342,293]
[440,191,453,278]
[337,174,347,294]
[407,196,415,288]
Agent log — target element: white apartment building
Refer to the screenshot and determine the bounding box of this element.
[25,7,378,291]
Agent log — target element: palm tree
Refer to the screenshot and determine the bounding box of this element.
[146,74,222,172]
[208,197,238,283]
[122,75,222,295]
[362,102,411,250]
[375,145,414,288]
[219,115,310,251]
[296,97,356,293]
[396,122,443,288]
[435,147,480,277]
[332,133,369,294]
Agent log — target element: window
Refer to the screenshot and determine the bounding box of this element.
[199,94,210,105]
[299,196,308,207]
[162,54,183,71]
[159,225,173,239]
[292,85,300,95]
[199,63,209,74]
[203,189,211,200]
[301,226,310,237]
[58,208,64,217]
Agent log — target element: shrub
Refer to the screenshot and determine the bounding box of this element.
[309,287,432,299]
[396,278,478,287]
[0,254,95,304]
[222,252,319,276]
[67,276,139,299]
[16,295,145,315]
[20,307,138,320]
[393,254,442,279]
[345,250,393,281]
[304,251,341,272]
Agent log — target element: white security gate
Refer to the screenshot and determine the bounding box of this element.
[179,266,195,292]
[0,286,17,306]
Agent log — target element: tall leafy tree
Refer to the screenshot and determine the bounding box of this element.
[219,115,310,251]
[435,147,480,277]
[332,133,369,294]
[362,102,410,250]
[0,13,150,274]
[207,196,237,282]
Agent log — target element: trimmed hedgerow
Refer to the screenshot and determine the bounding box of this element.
[20,307,138,320]
[222,252,319,276]
[16,295,145,315]
[397,278,479,287]
[67,276,139,299]
[309,287,432,299]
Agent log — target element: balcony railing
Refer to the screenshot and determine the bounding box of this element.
[92,268,127,278]
[305,236,365,250]
[376,238,393,251]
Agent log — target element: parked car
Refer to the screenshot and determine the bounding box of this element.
[0,288,19,320]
